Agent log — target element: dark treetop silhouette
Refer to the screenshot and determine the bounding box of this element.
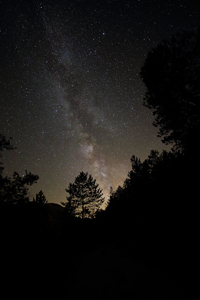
[33,190,48,206]
[62,171,104,218]
[0,134,39,205]
[140,28,200,153]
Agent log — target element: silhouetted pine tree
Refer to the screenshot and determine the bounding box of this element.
[62,172,104,218]
[33,190,47,206]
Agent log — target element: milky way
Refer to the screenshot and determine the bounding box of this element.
[1,0,200,204]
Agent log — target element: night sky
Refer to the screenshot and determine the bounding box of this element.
[1,0,200,204]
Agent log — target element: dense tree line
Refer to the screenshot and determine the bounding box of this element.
[99,30,199,297]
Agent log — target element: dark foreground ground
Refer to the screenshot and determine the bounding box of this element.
[1,203,195,299]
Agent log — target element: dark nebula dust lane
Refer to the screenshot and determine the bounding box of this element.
[1,0,200,204]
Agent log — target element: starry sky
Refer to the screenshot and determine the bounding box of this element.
[1,0,200,204]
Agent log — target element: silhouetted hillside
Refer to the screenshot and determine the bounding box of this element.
[45,203,66,236]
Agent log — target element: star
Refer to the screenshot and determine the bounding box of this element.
[1,0,200,204]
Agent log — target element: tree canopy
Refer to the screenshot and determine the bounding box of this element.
[62,171,104,218]
[0,134,39,205]
[33,190,48,206]
[140,28,200,152]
